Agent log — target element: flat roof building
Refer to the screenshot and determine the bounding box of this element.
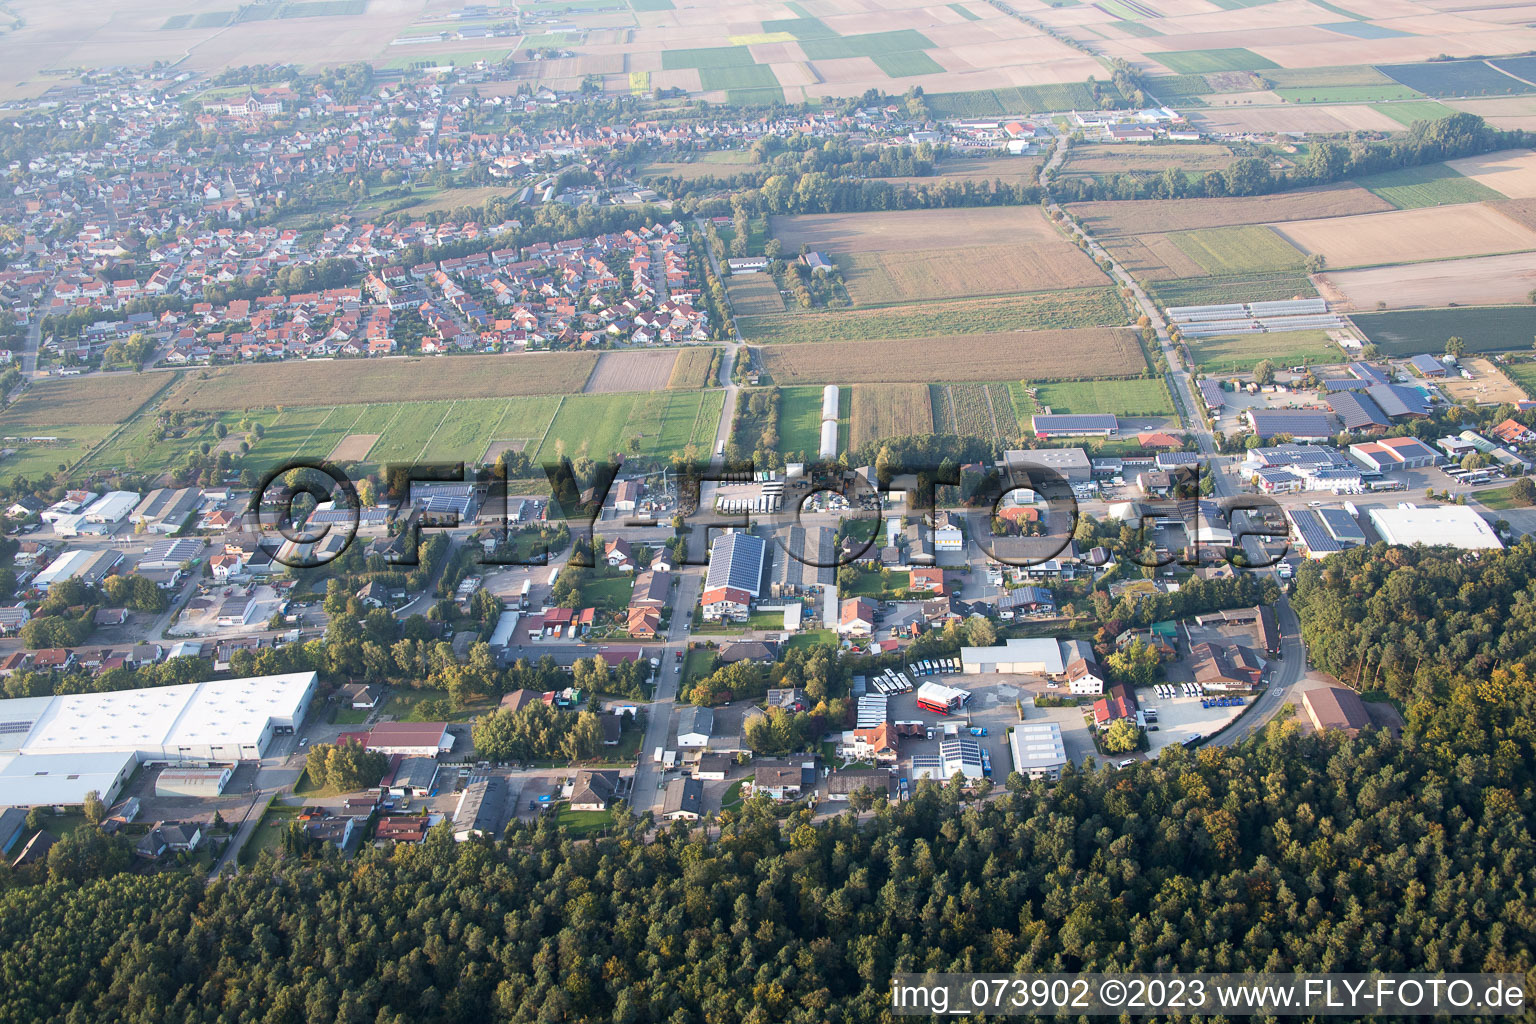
[32,548,122,591]
[131,488,201,533]
[2,672,315,766]
[83,490,141,524]
[0,750,137,808]
[1368,505,1502,551]
[1002,447,1092,483]
[960,638,1065,675]
[154,765,233,798]
[1008,722,1068,780]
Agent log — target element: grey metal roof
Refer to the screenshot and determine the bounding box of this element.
[1328,390,1390,431]
[1249,409,1339,439]
[1366,383,1430,419]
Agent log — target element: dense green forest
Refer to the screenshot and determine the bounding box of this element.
[1,662,1532,1022]
[1291,541,1536,702]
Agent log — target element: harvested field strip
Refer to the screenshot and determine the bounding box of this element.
[1271,204,1536,268]
[1274,84,1420,103]
[771,206,1068,253]
[725,275,787,314]
[667,347,719,389]
[584,349,679,393]
[160,353,598,411]
[873,52,945,78]
[1,373,171,428]
[849,384,934,448]
[759,328,1147,384]
[836,245,1108,304]
[1165,225,1305,275]
[739,288,1130,344]
[1350,306,1536,356]
[1066,185,1392,236]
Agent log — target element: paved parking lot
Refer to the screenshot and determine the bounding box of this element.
[1140,689,1246,753]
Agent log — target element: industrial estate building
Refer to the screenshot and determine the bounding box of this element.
[0,672,315,808]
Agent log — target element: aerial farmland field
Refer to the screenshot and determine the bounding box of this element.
[1154,49,1278,74]
[770,206,1075,253]
[532,390,723,464]
[0,374,169,428]
[1321,252,1536,310]
[759,327,1147,384]
[848,384,934,447]
[1271,204,1536,268]
[1184,330,1341,373]
[738,288,1129,343]
[1378,60,1536,98]
[930,382,1017,442]
[1066,185,1392,237]
[779,385,847,456]
[1354,163,1503,209]
[159,354,599,412]
[1165,225,1306,275]
[1029,378,1175,417]
[1350,306,1536,356]
[835,244,1108,304]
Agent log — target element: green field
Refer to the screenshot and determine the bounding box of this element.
[699,64,780,90]
[533,390,723,464]
[1114,19,1162,37]
[1377,101,1459,127]
[0,424,113,481]
[1030,378,1175,416]
[798,30,935,60]
[1351,306,1536,356]
[630,0,674,9]
[949,3,981,19]
[738,287,1128,344]
[1355,163,1503,209]
[1150,271,1318,309]
[661,46,756,69]
[725,87,786,105]
[1499,359,1536,399]
[1273,84,1421,103]
[1263,65,1393,87]
[779,385,848,455]
[1155,48,1278,74]
[1166,226,1306,275]
[1185,329,1341,372]
[873,51,945,77]
[84,395,577,477]
[761,15,835,37]
[925,81,1113,116]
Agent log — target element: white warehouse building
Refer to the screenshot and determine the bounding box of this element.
[0,672,315,808]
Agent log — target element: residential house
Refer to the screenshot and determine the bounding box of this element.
[661,777,704,820]
[838,597,877,636]
[751,764,803,801]
[700,585,751,622]
[677,706,713,748]
[568,769,619,811]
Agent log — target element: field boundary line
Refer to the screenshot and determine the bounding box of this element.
[413,400,457,463]
[530,395,565,462]
[1485,59,1536,88]
[289,405,339,461]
